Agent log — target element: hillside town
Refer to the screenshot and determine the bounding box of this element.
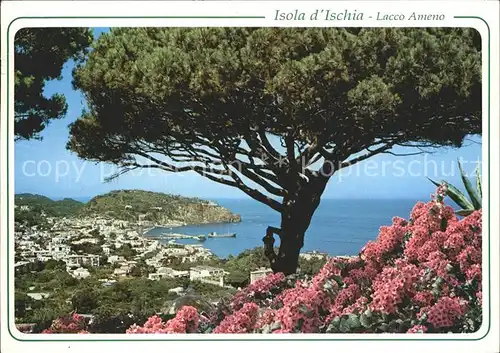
[15,207,321,292]
[14,213,237,285]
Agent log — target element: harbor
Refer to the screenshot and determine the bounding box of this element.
[146,231,237,242]
[207,232,236,238]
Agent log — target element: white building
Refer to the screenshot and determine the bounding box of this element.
[189,266,225,281]
[49,243,71,260]
[107,255,126,264]
[26,292,50,301]
[173,270,189,278]
[165,247,189,257]
[65,254,100,268]
[113,265,131,277]
[200,276,225,287]
[250,268,273,284]
[148,267,188,281]
[102,245,111,255]
[168,287,185,295]
[299,251,329,261]
[72,238,99,245]
[35,250,52,262]
[148,273,161,281]
[101,279,117,287]
[72,267,91,279]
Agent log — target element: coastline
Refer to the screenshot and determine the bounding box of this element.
[142,219,242,236]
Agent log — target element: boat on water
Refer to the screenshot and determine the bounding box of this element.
[160,232,207,242]
[207,232,236,238]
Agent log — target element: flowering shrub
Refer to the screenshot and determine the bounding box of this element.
[126,306,199,334]
[42,186,482,334]
[213,303,259,333]
[230,272,287,311]
[225,185,480,334]
[41,313,88,334]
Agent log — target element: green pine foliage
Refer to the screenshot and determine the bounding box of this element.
[14,28,93,140]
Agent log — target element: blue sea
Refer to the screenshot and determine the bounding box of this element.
[145,198,423,258]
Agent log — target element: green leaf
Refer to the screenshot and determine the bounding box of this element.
[458,160,481,210]
[403,231,412,244]
[445,181,474,210]
[270,321,281,331]
[345,314,361,329]
[440,217,447,232]
[431,288,440,297]
[428,177,474,210]
[363,309,373,318]
[323,280,334,290]
[475,166,482,202]
[427,177,442,189]
[360,313,372,328]
[420,312,428,322]
[261,324,271,334]
[331,275,344,287]
[339,318,351,333]
[378,323,389,332]
[456,209,474,217]
[326,316,341,333]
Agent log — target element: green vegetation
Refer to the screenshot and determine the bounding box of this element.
[298,256,328,276]
[15,194,84,227]
[14,245,329,332]
[14,28,93,140]
[15,190,240,227]
[15,264,190,333]
[224,247,270,271]
[114,244,137,260]
[428,160,482,216]
[81,189,240,223]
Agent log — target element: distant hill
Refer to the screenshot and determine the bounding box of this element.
[15,194,84,217]
[15,190,241,226]
[80,190,241,224]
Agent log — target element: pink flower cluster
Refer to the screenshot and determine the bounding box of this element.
[213,303,259,333]
[347,188,480,331]
[421,297,468,329]
[407,325,428,333]
[42,313,87,334]
[361,222,407,264]
[273,286,326,332]
[126,306,199,334]
[230,272,285,310]
[370,261,419,314]
[241,185,481,333]
[327,283,362,320]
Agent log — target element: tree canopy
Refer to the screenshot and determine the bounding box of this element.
[14,28,93,140]
[69,28,481,273]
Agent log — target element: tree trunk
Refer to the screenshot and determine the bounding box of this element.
[273,207,313,274]
[263,177,329,275]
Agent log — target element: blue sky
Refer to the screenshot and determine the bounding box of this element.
[14,28,483,201]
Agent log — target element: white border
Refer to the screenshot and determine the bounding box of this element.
[1,2,499,353]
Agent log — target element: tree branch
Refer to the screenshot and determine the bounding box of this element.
[262,226,282,269]
[127,150,285,213]
[257,127,282,160]
[340,144,392,169]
